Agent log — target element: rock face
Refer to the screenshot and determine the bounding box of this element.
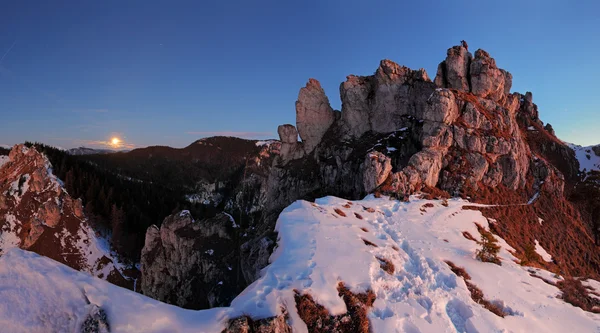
[0,145,129,288]
[140,211,242,310]
[340,60,434,139]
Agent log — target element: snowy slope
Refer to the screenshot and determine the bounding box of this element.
[1,195,600,332]
[569,143,600,172]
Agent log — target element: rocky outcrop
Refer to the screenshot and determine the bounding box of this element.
[296,79,335,153]
[0,145,129,288]
[140,211,242,310]
[222,314,291,333]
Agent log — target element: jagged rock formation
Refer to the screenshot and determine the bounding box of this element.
[0,145,129,287]
[273,44,541,204]
[140,211,243,309]
[237,43,577,284]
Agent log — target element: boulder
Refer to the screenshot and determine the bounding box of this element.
[362,152,392,193]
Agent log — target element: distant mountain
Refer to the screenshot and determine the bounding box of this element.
[66,146,120,155]
[568,143,600,173]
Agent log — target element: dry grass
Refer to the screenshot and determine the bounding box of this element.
[343,203,352,209]
[420,203,435,212]
[420,186,451,200]
[294,283,375,333]
[363,206,375,213]
[391,245,399,252]
[376,256,395,274]
[445,261,506,317]
[557,278,600,313]
[334,208,347,217]
[359,227,368,233]
[445,260,471,280]
[354,213,364,220]
[462,231,477,242]
[362,238,378,247]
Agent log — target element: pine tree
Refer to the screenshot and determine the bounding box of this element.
[110,204,126,256]
[476,228,502,265]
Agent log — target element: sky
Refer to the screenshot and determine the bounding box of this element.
[1,0,599,149]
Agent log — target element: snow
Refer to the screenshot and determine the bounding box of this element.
[6,174,30,204]
[386,147,397,152]
[534,240,553,262]
[0,249,229,333]
[0,155,9,168]
[255,140,277,147]
[527,126,536,131]
[527,192,539,204]
[1,195,600,332]
[569,143,600,173]
[223,212,239,228]
[0,214,21,252]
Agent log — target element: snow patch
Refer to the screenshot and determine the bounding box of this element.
[0,214,21,252]
[0,155,9,169]
[534,240,553,262]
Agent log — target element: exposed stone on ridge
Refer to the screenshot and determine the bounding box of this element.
[277,124,298,144]
[295,79,335,153]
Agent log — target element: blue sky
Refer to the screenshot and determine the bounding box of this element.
[1,0,599,149]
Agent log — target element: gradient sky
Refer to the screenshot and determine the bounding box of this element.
[1,1,599,149]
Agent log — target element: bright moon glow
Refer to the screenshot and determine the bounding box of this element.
[111,137,120,145]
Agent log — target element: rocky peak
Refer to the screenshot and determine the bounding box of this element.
[434,45,513,103]
[295,78,335,153]
[434,45,472,91]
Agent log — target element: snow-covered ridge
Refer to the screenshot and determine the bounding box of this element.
[0,144,131,285]
[2,195,600,332]
[569,143,600,173]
